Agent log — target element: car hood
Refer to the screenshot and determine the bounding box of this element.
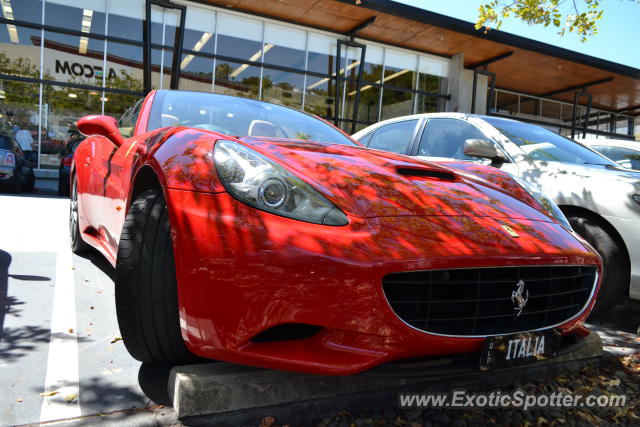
[240,137,553,222]
[530,160,640,183]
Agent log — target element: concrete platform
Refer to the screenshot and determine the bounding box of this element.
[169,332,602,425]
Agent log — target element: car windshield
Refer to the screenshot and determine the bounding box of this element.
[484,117,617,166]
[148,91,356,146]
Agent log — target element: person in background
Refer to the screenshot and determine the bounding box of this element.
[15,121,36,164]
[15,122,33,152]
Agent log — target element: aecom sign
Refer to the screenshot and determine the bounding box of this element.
[55,60,119,79]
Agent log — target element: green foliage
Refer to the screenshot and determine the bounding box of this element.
[476,0,608,42]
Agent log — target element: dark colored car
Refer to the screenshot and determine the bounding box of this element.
[58,134,84,196]
[0,134,35,193]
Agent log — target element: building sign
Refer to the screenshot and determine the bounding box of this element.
[54,60,119,79]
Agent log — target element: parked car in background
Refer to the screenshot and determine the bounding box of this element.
[353,113,640,316]
[70,90,602,374]
[577,138,640,171]
[0,134,35,193]
[58,133,85,196]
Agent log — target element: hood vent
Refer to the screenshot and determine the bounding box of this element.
[396,167,456,181]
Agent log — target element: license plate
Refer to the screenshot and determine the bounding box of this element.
[479,329,561,371]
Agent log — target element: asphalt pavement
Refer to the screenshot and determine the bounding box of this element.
[0,182,638,426]
[0,188,175,427]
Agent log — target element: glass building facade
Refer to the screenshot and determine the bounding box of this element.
[0,0,450,171]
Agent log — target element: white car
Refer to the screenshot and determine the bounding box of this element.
[353,113,640,315]
[577,138,640,171]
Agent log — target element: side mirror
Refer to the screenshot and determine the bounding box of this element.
[463,138,508,166]
[77,115,125,148]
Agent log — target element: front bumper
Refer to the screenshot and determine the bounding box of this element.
[167,189,602,375]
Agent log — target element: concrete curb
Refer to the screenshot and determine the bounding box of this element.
[169,332,602,425]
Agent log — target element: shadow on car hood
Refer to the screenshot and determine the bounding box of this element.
[239,137,553,223]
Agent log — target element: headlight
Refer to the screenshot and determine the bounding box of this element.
[513,176,572,231]
[213,140,348,225]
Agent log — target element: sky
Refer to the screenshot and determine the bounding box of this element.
[395,0,640,69]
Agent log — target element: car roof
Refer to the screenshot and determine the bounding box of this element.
[352,112,520,137]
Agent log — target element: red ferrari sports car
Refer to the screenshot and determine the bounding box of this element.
[72,90,601,375]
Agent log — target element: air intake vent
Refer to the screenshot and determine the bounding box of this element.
[382,266,597,337]
[396,167,456,181]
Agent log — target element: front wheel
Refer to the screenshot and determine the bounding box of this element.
[568,214,629,317]
[70,176,90,253]
[114,188,199,364]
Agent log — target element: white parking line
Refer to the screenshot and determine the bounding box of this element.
[39,205,81,421]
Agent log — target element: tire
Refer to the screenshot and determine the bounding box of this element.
[568,214,629,317]
[58,177,69,197]
[114,188,198,364]
[23,170,35,192]
[9,169,21,193]
[69,176,91,253]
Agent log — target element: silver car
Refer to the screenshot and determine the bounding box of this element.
[353,113,640,315]
[577,138,640,172]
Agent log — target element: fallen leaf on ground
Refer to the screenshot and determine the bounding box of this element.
[68,328,74,333]
[16,399,22,402]
[64,393,78,402]
[110,337,122,343]
[606,378,621,387]
[40,391,58,397]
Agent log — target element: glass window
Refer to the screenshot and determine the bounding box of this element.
[216,13,263,59]
[380,89,414,121]
[43,31,105,85]
[151,48,173,90]
[484,117,618,166]
[1,0,43,25]
[306,33,336,75]
[147,91,356,146]
[383,49,416,90]
[0,24,41,78]
[178,53,213,92]
[354,85,380,123]
[213,59,261,99]
[418,118,487,160]
[591,145,640,170]
[263,23,306,71]
[45,0,107,36]
[0,79,40,151]
[108,0,145,43]
[357,131,373,146]
[150,6,179,47]
[103,92,143,124]
[304,77,335,120]
[182,6,216,56]
[41,85,103,169]
[361,45,383,84]
[261,67,304,109]
[104,41,144,91]
[367,119,418,154]
[117,97,144,137]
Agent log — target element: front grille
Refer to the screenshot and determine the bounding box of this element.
[382,266,597,336]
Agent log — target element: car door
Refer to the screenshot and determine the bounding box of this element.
[361,118,421,155]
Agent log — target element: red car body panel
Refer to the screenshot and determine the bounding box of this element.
[73,90,602,375]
